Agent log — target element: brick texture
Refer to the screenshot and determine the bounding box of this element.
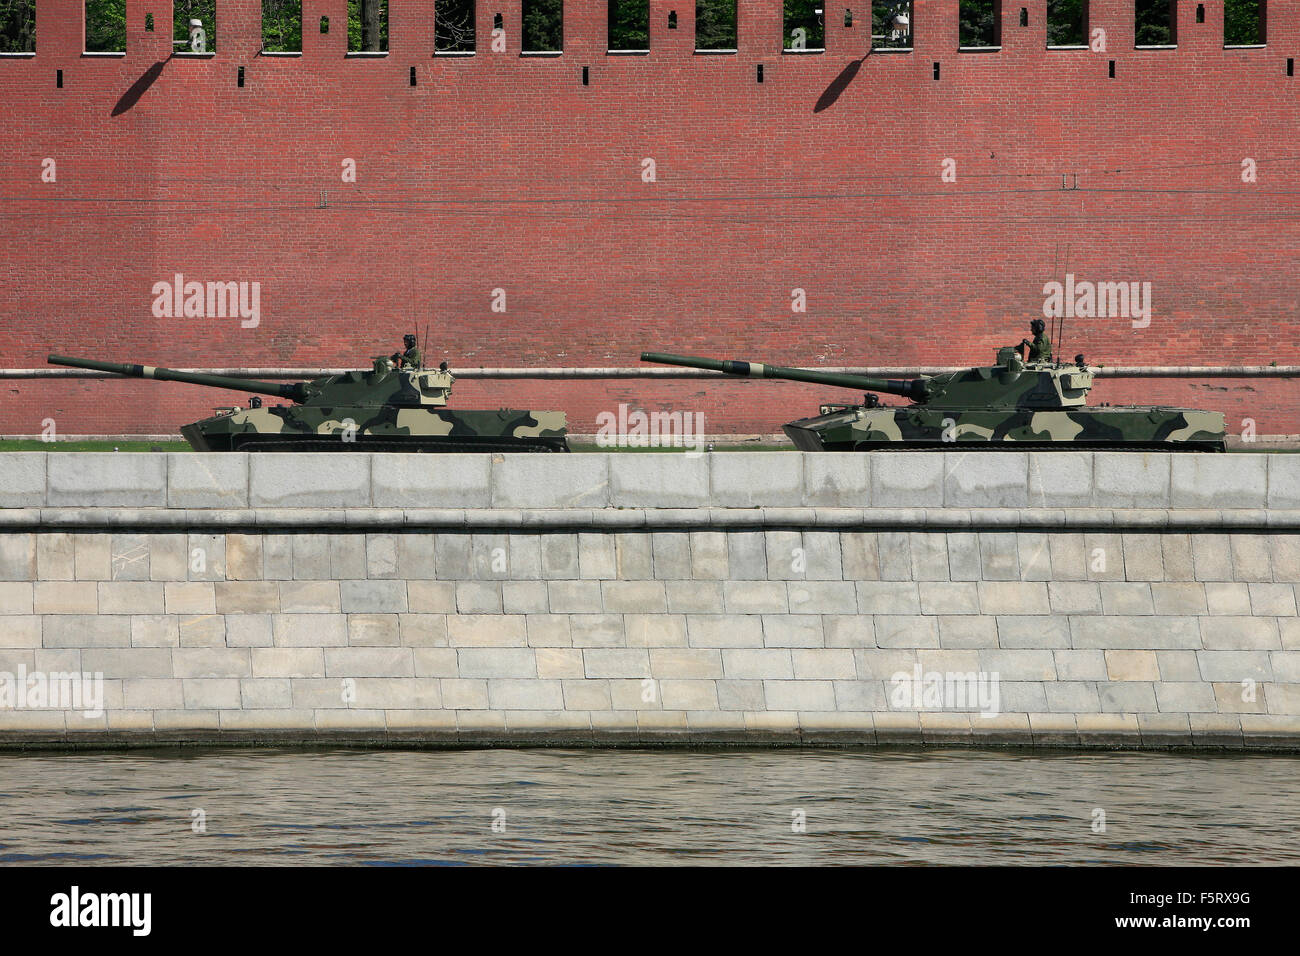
[1,1,1298,436]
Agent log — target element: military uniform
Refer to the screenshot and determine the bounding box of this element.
[398,346,423,369]
[1026,333,1051,363]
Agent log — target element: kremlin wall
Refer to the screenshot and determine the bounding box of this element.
[0,0,1297,438]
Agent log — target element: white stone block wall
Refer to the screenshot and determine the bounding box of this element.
[2,450,1298,747]
[1,525,1298,748]
[1,449,1296,511]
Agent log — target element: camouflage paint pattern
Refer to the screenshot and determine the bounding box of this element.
[782,405,1227,451]
[641,351,1227,452]
[48,355,569,452]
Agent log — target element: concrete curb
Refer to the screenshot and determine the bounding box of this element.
[5,451,1298,512]
[4,507,1300,532]
[0,728,1296,751]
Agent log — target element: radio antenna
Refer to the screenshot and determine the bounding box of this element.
[1058,242,1070,364]
[1046,242,1062,365]
[1049,241,1066,365]
[409,274,427,371]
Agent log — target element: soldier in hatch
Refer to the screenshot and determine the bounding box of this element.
[1018,318,1052,363]
[392,334,423,370]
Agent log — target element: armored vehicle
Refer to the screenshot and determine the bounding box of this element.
[641,350,1226,451]
[48,354,569,452]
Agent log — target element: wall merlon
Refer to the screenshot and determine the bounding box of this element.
[15,0,1300,64]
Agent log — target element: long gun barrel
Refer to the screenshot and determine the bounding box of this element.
[640,352,931,403]
[48,355,308,403]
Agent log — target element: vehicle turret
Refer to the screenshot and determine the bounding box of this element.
[640,349,1096,409]
[48,354,455,408]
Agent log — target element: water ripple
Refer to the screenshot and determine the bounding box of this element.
[0,747,1296,865]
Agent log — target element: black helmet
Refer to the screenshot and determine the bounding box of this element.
[1030,318,1046,334]
[403,334,417,347]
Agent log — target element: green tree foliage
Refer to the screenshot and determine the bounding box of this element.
[871,1,910,49]
[959,0,997,47]
[85,0,125,52]
[695,0,735,50]
[1135,0,1174,46]
[174,0,216,51]
[435,0,475,52]
[263,0,302,52]
[783,0,824,50]
[1224,0,1263,46]
[522,0,562,51]
[608,0,647,51]
[1046,0,1085,47]
[0,0,34,53]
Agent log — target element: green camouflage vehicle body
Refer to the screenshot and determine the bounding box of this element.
[641,350,1226,452]
[48,355,569,452]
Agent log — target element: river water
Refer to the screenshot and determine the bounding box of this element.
[0,748,1296,866]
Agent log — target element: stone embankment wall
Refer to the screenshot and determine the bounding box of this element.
[1,451,1298,748]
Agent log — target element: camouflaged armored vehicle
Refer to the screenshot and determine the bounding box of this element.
[48,354,569,452]
[641,349,1226,451]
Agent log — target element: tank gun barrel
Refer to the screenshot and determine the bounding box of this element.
[48,355,308,403]
[640,352,931,402]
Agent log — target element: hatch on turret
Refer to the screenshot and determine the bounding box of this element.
[1050,366,1094,406]
[410,368,454,407]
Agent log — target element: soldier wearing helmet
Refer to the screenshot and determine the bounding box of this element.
[1019,318,1052,364]
[393,333,423,370]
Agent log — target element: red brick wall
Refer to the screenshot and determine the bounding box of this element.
[2,0,1297,437]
